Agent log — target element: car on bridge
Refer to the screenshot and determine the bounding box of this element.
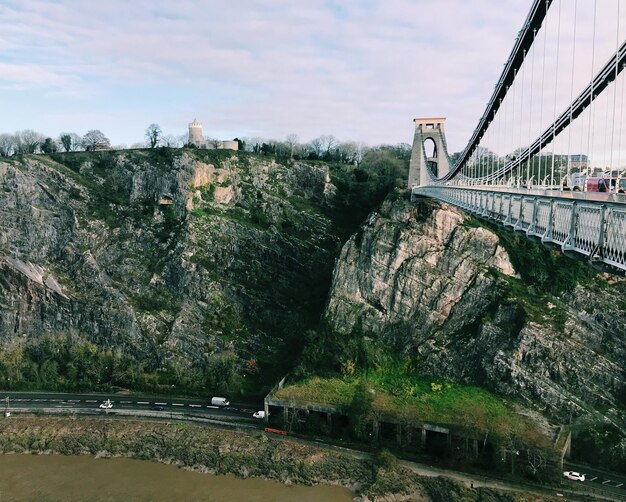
[563,471,585,482]
[585,176,626,193]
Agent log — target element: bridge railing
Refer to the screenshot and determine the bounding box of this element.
[413,186,626,272]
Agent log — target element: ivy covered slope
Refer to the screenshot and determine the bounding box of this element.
[0,148,380,395]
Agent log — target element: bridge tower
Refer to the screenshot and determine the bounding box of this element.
[408,117,450,187]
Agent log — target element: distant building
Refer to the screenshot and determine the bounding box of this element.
[188,119,238,150]
[568,154,588,171]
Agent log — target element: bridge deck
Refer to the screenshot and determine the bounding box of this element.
[425,185,626,206]
[413,186,626,273]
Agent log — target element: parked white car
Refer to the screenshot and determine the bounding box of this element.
[252,410,267,419]
[563,471,585,482]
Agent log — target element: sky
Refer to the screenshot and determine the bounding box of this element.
[0,0,611,152]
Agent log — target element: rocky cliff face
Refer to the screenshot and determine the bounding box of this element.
[3,149,625,437]
[0,150,340,387]
[326,196,626,428]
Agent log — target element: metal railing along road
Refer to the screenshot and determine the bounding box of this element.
[413,186,626,272]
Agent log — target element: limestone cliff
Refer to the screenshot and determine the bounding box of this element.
[325,195,626,429]
[0,150,340,389]
[3,148,625,437]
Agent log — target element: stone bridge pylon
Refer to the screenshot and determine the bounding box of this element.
[408,117,450,187]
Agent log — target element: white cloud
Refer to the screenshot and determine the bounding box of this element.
[0,0,623,152]
[0,62,80,90]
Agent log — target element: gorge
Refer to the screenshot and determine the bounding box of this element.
[0,148,625,496]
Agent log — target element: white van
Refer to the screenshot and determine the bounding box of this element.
[211,397,230,407]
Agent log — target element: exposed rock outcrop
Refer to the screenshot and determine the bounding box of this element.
[0,151,339,376]
[326,196,626,426]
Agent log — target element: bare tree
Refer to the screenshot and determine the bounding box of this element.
[83,130,111,151]
[207,138,221,149]
[145,123,162,148]
[72,133,84,151]
[16,129,44,154]
[354,142,368,165]
[243,137,264,153]
[72,133,83,151]
[161,134,183,148]
[285,133,299,158]
[319,135,338,158]
[0,133,17,157]
[309,137,323,158]
[269,139,288,157]
[337,141,359,164]
[176,133,188,147]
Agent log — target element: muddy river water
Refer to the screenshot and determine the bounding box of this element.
[0,454,353,501]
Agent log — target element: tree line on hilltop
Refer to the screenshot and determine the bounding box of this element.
[0,123,411,168]
[0,129,114,156]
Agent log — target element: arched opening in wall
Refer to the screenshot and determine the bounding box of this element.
[424,138,439,178]
[427,160,438,177]
[423,138,437,159]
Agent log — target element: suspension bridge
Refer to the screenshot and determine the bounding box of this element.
[409,0,626,272]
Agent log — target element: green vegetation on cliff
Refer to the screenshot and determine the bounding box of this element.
[274,370,547,447]
[3,146,624,476]
[0,146,409,399]
[288,194,626,474]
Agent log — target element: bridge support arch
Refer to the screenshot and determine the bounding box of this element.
[408,117,450,188]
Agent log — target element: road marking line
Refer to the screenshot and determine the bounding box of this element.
[137,401,149,405]
[189,404,201,408]
[120,401,132,404]
[68,400,80,402]
[50,399,62,402]
[615,483,623,488]
[588,476,597,482]
[172,403,184,406]
[155,402,167,405]
[206,405,218,409]
[602,480,611,484]
[86,400,97,403]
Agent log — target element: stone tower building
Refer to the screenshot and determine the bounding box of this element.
[187,118,238,151]
[188,119,204,145]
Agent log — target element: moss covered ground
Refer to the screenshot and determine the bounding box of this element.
[274,367,549,448]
